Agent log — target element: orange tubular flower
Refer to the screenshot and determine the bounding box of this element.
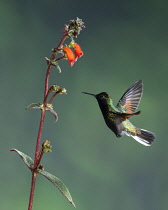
[63,46,75,66]
[74,43,84,61]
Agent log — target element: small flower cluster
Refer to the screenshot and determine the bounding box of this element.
[63,42,83,66]
[49,85,67,94]
[63,17,85,37]
[50,18,84,68]
[42,140,52,153]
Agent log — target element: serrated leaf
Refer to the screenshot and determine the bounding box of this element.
[25,103,43,110]
[38,170,76,208]
[10,149,34,169]
[47,108,58,122]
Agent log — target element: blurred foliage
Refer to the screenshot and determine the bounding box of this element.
[1,0,168,210]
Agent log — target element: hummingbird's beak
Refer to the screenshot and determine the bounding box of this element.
[82,92,96,97]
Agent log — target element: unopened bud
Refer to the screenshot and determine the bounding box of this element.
[50,85,60,92]
[42,140,52,153]
[59,88,67,95]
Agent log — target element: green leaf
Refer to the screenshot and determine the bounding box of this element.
[25,103,43,110]
[10,149,34,169]
[38,170,76,208]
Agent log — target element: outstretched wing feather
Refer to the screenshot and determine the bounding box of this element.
[117,80,143,114]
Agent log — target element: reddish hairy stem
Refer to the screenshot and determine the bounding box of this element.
[34,110,46,167]
[44,35,68,100]
[55,56,65,62]
[28,172,37,210]
[44,65,53,102]
[48,92,60,104]
[57,34,68,50]
[36,149,44,167]
[28,34,68,210]
[28,110,45,210]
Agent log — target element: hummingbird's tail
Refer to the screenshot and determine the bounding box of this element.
[131,129,155,146]
[122,120,156,146]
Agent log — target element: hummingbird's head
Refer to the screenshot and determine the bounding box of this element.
[82,92,109,104]
[95,92,109,104]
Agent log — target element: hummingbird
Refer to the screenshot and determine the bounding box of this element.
[82,80,156,146]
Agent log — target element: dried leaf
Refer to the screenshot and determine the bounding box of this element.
[47,108,58,122]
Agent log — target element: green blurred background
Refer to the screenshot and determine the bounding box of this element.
[1,0,168,209]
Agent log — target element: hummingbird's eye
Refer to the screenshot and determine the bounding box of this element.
[99,95,105,99]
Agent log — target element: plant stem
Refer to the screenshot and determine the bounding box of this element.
[44,34,68,100]
[57,34,68,50]
[28,172,37,210]
[34,110,46,167]
[28,34,68,210]
[48,92,60,104]
[44,64,53,101]
[28,110,45,210]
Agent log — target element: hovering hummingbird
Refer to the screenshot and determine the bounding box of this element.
[83,80,155,146]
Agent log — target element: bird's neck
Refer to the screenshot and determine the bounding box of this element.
[98,102,109,116]
[98,98,117,116]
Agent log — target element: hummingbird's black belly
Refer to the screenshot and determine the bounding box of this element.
[97,101,124,137]
[104,116,124,138]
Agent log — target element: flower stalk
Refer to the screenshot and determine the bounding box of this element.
[9,17,84,210]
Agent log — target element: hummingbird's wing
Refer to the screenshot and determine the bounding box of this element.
[116,80,143,114]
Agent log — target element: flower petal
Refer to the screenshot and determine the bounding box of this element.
[74,43,83,59]
[64,46,75,66]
